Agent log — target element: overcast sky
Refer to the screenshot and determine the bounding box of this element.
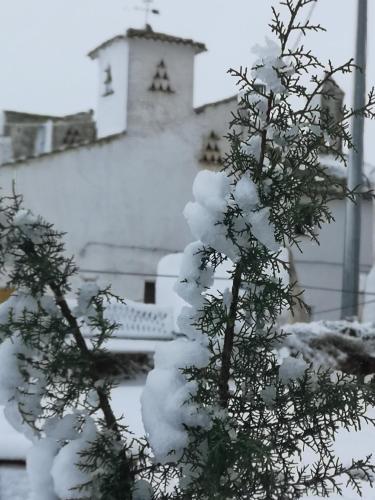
[0,0,374,161]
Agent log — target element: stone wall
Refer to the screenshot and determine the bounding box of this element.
[2,110,96,161]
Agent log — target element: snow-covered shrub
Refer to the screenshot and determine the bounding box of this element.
[282,320,375,376]
[142,1,375,498]
[0,200,147,499]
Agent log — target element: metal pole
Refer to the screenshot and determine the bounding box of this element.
[341,0,368,319]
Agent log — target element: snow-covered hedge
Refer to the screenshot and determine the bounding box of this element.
[282,320,375,376]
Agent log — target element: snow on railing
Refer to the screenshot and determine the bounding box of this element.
[103,300,174,340]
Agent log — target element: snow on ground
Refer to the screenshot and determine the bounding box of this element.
[301,411,375,498]
[110,377,145,437]
[1,372,375,498]
[0,466,29,500]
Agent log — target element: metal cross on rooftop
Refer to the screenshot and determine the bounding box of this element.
[123,0,160,28]
[136,0,160,27]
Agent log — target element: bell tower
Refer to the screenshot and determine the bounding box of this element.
[88,27,206,138]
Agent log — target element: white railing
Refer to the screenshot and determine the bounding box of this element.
[104,300,174,340]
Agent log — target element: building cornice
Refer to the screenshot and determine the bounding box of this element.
[88,28,206,59]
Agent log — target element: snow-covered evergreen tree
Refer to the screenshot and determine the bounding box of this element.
[0,195,148,499]
[142,1,375,498]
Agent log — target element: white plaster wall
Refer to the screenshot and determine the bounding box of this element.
[193,98,236,162]
[127,39,196,134]
[0,97,235,301]
[295,199,373,320]
[188,95,374,323]
[95,39,129,138]
[0,79,372,320]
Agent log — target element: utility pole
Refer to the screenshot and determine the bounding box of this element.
[341,0,368,318]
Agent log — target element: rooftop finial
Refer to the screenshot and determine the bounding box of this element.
[140,0,160,29]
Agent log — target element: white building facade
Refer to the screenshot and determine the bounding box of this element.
[0,26,372,321]
[0,24,374,499]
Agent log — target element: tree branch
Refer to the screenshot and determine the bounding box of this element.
[218,265,242,407]
[49,284,121,434]
[19,240,134,481]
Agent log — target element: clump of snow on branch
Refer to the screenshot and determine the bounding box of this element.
[12,209,45,244]
[51,417,97,499]
[27,439,60,500]
[74,282,100,318]
[184,171,238,260]
[233,175,259,210]
[144,180,280,461]
[174,241,214,308]
[0,290,62,442]
[0,290,103,498]
[142,240,214,463]
[252,37,294,94]
[0,291,58,329]
[142,60,284,461]
[141,339,210,463]
[26,413,97,500]
[0,334,46,440]
[0,336,27,406]
[184,170,279,258]
[177,305,204,341]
